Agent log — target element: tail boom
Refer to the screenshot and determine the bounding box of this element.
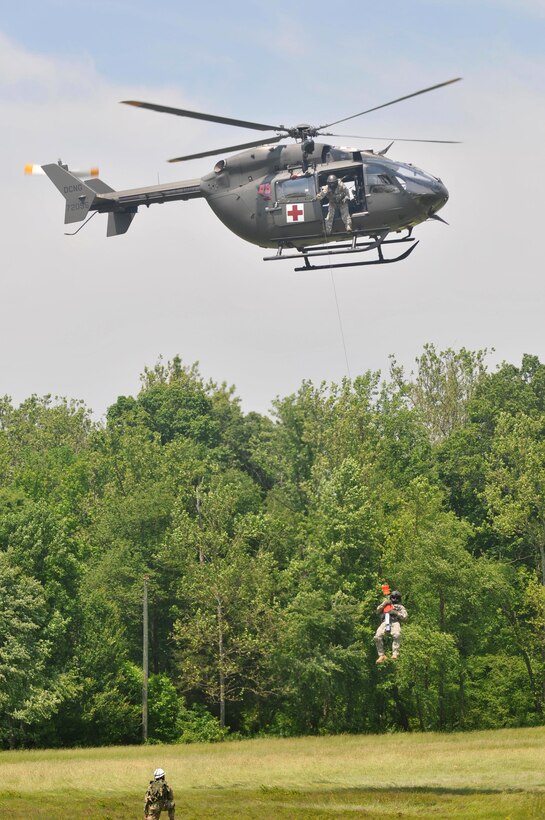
[41,162,203,236]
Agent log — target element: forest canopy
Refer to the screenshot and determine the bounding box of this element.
[1,346,545,748]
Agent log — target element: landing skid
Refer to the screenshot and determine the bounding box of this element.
[263,231,418,270]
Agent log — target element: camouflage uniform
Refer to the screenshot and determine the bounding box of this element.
[144,778,175,820]
[317,180,353,233]
[374,599,408,658]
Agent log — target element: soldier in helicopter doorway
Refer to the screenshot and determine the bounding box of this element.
[317,174,353,233]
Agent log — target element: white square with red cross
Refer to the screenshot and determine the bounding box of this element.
[286,203,305,223]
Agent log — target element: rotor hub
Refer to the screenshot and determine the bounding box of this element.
[287,124,319,140]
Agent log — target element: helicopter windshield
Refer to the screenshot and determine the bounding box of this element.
[365,163,398,194]
[391,163,435,195]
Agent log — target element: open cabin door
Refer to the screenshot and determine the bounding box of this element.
[316,166,366,233]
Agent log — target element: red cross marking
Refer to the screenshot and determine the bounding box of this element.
[287,204,304,221]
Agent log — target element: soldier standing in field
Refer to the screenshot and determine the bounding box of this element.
[317,174,353,233]
[144,768,175,820]
[374,589,408,663]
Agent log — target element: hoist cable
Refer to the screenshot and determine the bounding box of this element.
[330,268,351,380]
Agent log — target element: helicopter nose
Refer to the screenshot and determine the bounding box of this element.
[423,179,449,215]
[432,180,449,211]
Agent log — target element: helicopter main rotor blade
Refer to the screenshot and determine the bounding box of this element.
[122,100,285,133]
[318,77,462,130]
[323,133,461,143]
[167,135,283,163]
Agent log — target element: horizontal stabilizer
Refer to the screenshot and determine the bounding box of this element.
[86,178,115,194]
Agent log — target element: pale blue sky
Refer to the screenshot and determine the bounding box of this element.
[1,1,545,416]
[3,1,545,70]
[3,1,544,102]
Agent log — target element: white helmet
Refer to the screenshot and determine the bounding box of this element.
[154,768,165,780]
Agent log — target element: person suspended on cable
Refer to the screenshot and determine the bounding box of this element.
[374,585,408,664]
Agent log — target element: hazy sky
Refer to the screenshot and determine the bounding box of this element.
[2,1,545,418]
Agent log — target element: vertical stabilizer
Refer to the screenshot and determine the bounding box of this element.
[107,211,136,236]
[41,163,96,224]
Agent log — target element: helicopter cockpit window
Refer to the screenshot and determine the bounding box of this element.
[392,163,433,195]
[365,164,398,194]
[276,176,316,202]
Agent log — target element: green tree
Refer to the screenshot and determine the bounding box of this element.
[169,472,280,729]
[436,354,545,535]
[382,478,495,729]
[484,412,545,585]
[0,553,70,748]
[61,590,141,746]
[173,541,280,729]
[390,344,490,444]
[273,588,370,734]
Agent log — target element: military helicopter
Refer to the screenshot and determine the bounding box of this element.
[40,78,461,270]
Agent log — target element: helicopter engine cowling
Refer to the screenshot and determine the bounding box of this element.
[206,141,331,181]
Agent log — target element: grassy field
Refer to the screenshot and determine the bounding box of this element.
[0,726,544,818]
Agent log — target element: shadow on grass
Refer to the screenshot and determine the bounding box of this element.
[279,784,528,796]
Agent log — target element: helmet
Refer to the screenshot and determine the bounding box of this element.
[154,768,165,780]
[390,591,401,603]
[327,174,338,188]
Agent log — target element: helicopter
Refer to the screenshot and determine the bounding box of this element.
[40,78,461,270]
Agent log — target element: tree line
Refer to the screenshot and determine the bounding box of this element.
[1,346,545,748]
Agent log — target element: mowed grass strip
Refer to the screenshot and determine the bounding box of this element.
[1,788,544,820]
[0,727,544,818]
[1,788,544,819]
